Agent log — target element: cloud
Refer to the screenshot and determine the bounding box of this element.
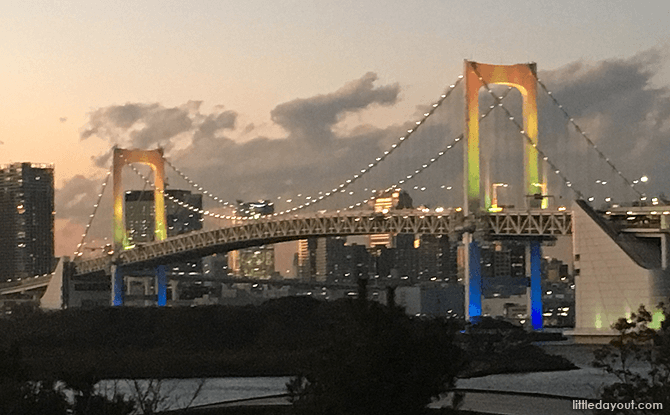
[56,174,103,225]
[58,54,670,255]
[81,102,195,166]
[74,72,406,213]
[533,49,670,197]
[270,72,400,145]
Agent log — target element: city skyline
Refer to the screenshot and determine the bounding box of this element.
[2,2,670,257]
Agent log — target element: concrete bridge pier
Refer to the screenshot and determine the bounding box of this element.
[464,234,544,330]
[169,279,179,302]
[111,265,168,306]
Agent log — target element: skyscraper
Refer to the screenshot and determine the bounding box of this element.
[122,189,203,305]
[297,238,318,280]
[368,189,413,248]
[0,163,55,282]
[125,189,203,243]
[229,201,276,279]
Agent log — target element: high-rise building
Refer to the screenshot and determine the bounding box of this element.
[416,234,456,282]
[0,163,55,282]
[125,189,203,282]
[298,236,374,283]
[481,242,527,298]
[297,238,318,280]
[125,189,203,243]
[368,189,413,248]
[230,201,275,279]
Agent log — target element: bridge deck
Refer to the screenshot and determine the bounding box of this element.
[73,209,573,276]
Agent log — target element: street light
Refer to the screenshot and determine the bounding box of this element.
[489,183,508,212]
[531,182,548,209]
[633,175,650,204]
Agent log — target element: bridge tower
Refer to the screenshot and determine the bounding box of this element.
[463,61,545,330]
[111,147,168,306]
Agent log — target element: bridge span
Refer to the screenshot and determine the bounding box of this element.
[72,208,573,276]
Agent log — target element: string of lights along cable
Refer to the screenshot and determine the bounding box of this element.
[340,86,515,211]
[471,65,586,201]
[534,76,644,198]
[158,75,464,217]
[135,128,465,220]
[163,157,232,207]
[70,65,647,260]
[128,163,242,221]
[73,168,113,257]
[110,79,508,231]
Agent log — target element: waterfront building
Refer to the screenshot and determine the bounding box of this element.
[396,284,465,317]
[298,236,372,283]
[368,189,413,248]
[0,163,55,282]
[416,234,457,282]
[297,238,318,280]
[230,201,275,279]
[125,189,203,243]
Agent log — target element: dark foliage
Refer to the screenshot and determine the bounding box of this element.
[287,300,464,415]
[593,303,670,414]
[0,344,134,415]
[3,296,575,382]
[459,317,576,377]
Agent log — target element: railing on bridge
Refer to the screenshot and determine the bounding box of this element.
[73,208,574,276]
[0,275,52,295]
[483,209,573,235]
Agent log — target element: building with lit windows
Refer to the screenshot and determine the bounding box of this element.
[298,236,372,283]
[416,234,457,283]
[0,163,55,282]
[297,238,318,280]
[480,242,527,298]
[125,189,203,242]
[124,189,203,303]
[229,201,276,279]
[368,189,413,247]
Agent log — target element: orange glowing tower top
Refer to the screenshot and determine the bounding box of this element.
[112,147,167,250]
[463,61,545,214]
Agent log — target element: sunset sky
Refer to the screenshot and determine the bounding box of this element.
[2,1,670,261]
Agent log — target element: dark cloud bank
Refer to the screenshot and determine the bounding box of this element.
[59,51,670,230]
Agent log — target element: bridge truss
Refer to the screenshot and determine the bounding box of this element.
[73,209,572,275]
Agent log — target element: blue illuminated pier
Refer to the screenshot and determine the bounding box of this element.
[529,241,543,330]
[468,240,482,319]
[156,265,167,307]
[112,265,124,306]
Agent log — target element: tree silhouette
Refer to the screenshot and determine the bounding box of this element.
[287,300,463,415]
[593,303,670,414]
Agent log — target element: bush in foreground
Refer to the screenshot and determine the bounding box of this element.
[287,300,464,415]
[593,303,670,414]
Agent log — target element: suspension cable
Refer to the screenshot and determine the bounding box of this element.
[534,76,643,198]
[470,65,586,201]
[128,163,246,221]
[160,75,465,215]
[163,157,232,207]
[343,135,464,210]
[73,167,113,257]
[341,88,514,211]
[153,85,508,216]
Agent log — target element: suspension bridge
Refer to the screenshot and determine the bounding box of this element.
[4,61,669,342]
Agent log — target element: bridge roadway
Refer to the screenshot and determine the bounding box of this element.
[0,274,52,295]
[73,209,573,276]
